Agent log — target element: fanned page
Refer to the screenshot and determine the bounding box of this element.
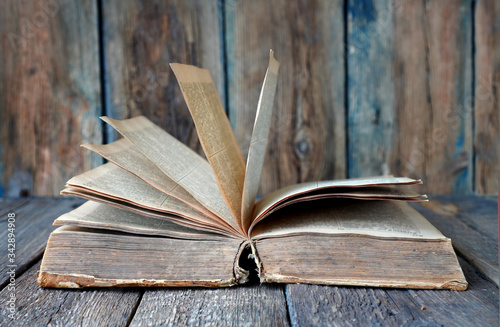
[240,51,280,232]
[170,63,246,231]
[100,116,239,233]
[61,162,240,237]
[54,201,228,240]
[251,199,445,240]
[82,139,222,223]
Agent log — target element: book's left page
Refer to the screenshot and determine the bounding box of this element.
[101,116,240,233]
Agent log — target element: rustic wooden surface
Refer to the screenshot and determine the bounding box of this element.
[474,0,500,194]
[101,0,225,151]
[348,0,475,194]
[1,0,497,197]
[0,0,102,197]
[225,0,346,195]
[0,195,497,326]
[392,0,474,195]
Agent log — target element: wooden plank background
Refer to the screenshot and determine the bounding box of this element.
[0,0,498,197]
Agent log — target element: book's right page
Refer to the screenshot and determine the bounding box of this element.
[250,199,467,290]
[251,199,443,239]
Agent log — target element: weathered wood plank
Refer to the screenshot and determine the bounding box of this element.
[0,261,141,326]
[411,195,499,285]
[347,0,395,178]
[286,256,498,327]
[0,198,84,288]
[474,0,500,194]
[225,0,346,195]
[0,0,102,197]
[392,0,474,194]
[348,0,474,195]
[0,198,29,218]
[102,0,225,152]
[130,284,289,326]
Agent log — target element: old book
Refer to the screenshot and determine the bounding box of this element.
[37,51,467,290]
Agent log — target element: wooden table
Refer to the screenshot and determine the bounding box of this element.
[0,195,498,326]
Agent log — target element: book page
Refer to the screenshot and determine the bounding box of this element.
[241,50,280,232]
[64,162,234,234]
[249,187,427,233]
[82,139,221,222]
[170,63,246,230]
[54,201,230,240]
[61,187,239,237]
[251,199,445,240]
[253,176,422,224]
[101,116,240,233]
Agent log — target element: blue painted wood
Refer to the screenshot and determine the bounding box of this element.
[347,0,474,194]
[0,0,488,196]
[347,0,395,178]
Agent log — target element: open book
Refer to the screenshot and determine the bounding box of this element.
[37,51,467,290]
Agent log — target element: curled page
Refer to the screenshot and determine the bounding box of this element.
[251,176,423,228]
[54,201,227,240]
[241,50,280,232]
[170,63,246,231]
[82,139,225,224]
[64,162,221,229]
[100,116,239,233]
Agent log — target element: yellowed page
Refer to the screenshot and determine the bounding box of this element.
[170,63,246,231]
[240,50,280,232]
[61,188,239,237]
[101,116,239,233]
[82,139,222,222]
[251,200,445,240]
[253,176,422,224]
[249,187,426,233]
[64,162,232,232]
[54,201,227,240]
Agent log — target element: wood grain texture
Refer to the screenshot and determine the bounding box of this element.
[0,198,29,218]
[0,261,141,326]
[102,0,225,152]
[347,0,395,178]
[129,284,289,327]
[348,0,474,194]
[0,0,102,197]
[474,0,500,194]
[225,0,346,195]
[285,257,498,327]
[392,0,474,194]
[0,198,84,288]
[411,195,499,285]
[0,196,497,325]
